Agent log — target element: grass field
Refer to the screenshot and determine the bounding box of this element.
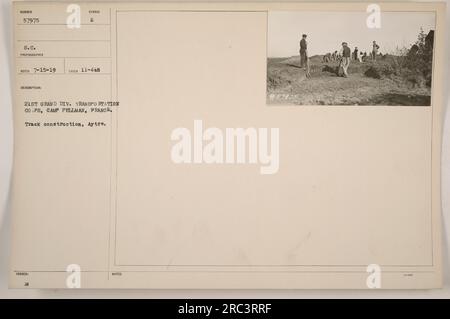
[267,55,431,106]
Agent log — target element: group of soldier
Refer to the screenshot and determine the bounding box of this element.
[322,41,380,64]
[299,33,381,78]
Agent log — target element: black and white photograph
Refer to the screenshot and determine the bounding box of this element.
[267,11,436,106]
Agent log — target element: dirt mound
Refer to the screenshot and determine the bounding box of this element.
[364,66,383,79]
[364,62,398,79]
[322,65,338,75]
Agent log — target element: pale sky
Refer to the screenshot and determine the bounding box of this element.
[268,11,435,57]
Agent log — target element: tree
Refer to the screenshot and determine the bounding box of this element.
[403,28,434,87]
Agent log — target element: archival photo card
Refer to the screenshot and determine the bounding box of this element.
[9,1,445,289]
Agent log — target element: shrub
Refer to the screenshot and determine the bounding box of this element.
[363,28,433,88]
[401,28,433,87]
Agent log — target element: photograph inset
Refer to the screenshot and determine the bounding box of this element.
[267,11,435,106]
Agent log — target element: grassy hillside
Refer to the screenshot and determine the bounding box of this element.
[267,54,431,106]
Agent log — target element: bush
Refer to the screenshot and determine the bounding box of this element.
[404,29,434,86]
[401,28,433,87]
[363,28,433,88]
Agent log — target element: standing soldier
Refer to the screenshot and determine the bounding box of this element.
[339,42,351,77]
[353,47,359,61]
[299,34,311,78]
[372,41,380,60]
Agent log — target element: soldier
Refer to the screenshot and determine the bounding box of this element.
[353,47,359,61]
[299,34,310,78]
[339,42,351,77]
[372,41,380,60]
[299,34,308,67]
